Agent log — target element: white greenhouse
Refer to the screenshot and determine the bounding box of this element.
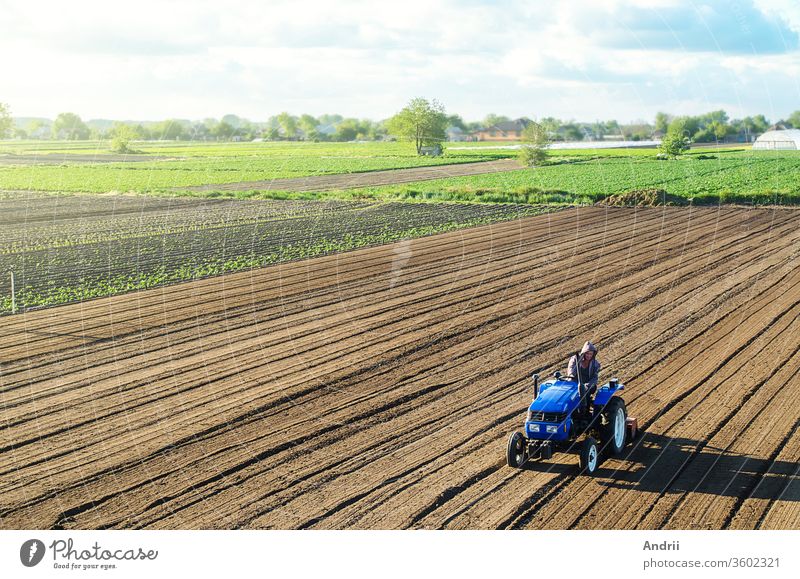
[752,129,800,150]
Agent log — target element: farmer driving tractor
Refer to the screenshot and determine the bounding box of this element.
[567,341,601,416]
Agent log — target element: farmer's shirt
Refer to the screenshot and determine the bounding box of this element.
[578,363,593,385]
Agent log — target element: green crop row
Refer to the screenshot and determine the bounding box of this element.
[276,151,800,205]
[0,194,552,313]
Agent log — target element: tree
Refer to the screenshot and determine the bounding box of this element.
[152,119,186,140]
[0,103,12,138]
[221,114,242,129]
[734,115,770,141]
[367,119,387,141]
[211,121,236,140]
[787,110,800,129]
[386,98,448,154]
[483,113,510,128]
[26,119,47,139]
[604,119,621,137]
[52,112,90,139]
[659,119,691,158]
[654,112,670,134]
[133,124,152,140]
[590,121,607,140]
[109,123,139,153]
[621,122,652,141]
[518,120,550,166]
[190,122,211,141]
[276,112,298,139]
[560,123,584,141]
[298,114,319,139]
[333,119,359,141]
[317,113,343,126]
[699,109,729,126]
[236,121,255,140]
[710,120,730,141]
[446,114,467,131]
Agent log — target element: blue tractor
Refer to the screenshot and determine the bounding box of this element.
[506,361,638,474]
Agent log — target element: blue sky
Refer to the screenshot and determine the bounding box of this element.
[2,0,799,123]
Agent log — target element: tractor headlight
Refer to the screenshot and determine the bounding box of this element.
[546,425,558,433]
[528,424,540,432]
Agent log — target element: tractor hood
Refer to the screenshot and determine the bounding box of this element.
[529,380,579,414]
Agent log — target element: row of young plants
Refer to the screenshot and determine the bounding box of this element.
[295,151,800,205]
[0,194,552,313]
[0,194,377,253]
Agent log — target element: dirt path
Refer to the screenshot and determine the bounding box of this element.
[1,206,798,529]
[179,159,522,193]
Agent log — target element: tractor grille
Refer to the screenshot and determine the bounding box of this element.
[529,411,567,423]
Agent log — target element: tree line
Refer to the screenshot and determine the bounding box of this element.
[2,101,799,145]
[0,109,390,143]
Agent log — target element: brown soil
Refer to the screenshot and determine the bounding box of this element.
[180,159,522,193]
[1,206,798,530]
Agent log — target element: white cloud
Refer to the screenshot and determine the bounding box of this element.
[754,0,800,33]
[2,0,799,122]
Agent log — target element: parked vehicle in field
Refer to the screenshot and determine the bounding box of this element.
[506,360,638,474]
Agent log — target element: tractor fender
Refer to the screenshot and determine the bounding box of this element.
[593,382,625,408]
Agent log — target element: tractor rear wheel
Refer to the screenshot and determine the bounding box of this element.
[601,398,627,455]
[507,431,527,468]
[579,437,599,474]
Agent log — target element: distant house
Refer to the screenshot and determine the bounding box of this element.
[472,118,531,141]
[767,123,789,132]
[445,126,467,142]
[29,125,51,139]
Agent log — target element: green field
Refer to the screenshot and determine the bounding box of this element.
[319,150,800,205]
[1,140,799,205]
[2,140,798,312]
[0,193,552,312]
[0,141,502,193]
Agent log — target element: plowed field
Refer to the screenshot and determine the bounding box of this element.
[1,206,798,530]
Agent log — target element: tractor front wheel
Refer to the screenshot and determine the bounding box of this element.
[579,436,599,474]
[507,431,527,468]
